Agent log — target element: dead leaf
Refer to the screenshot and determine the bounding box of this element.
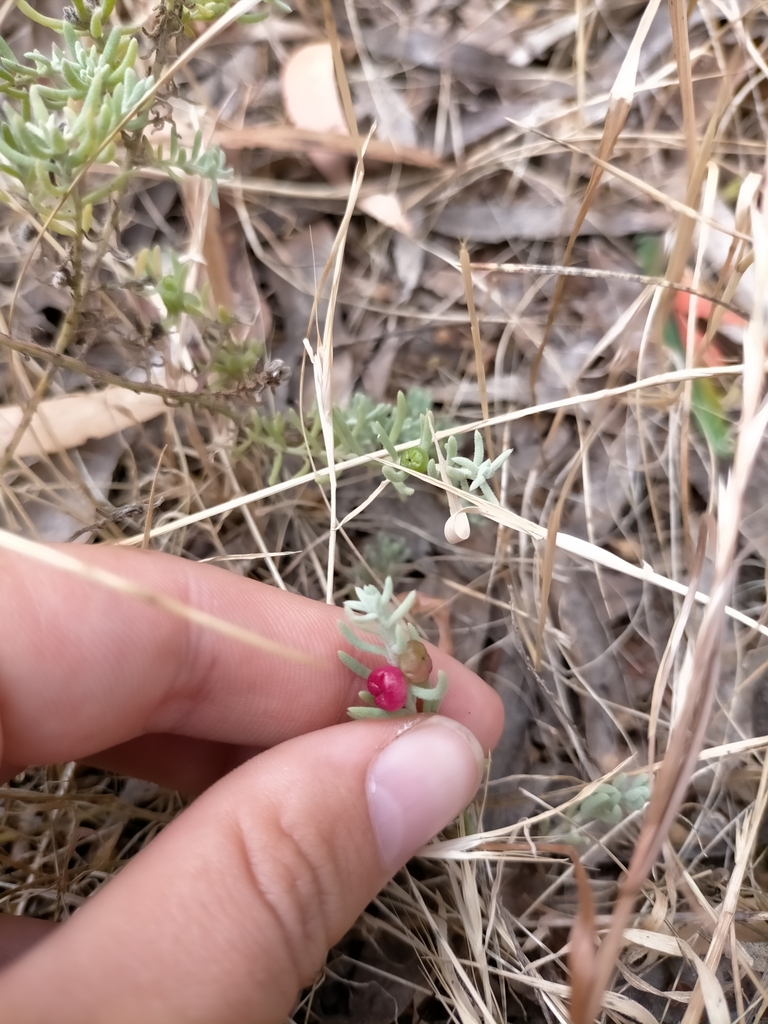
[556,567,628,771]
[365,25,521,84]
[214,124,438,168]
[568,855,599,1024]
[281,43,413,234]
[392,234,424,298]
[281,43,349,180]
[357,193,412,235]
[202,200,272,343]
[0,387,179,459]
[435,199,670,243]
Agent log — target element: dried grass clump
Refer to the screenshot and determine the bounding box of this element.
[1,1,768,1022]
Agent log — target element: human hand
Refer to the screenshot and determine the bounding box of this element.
[0,546,503,1023]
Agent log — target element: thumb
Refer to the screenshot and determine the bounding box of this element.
[0,717,484,1024]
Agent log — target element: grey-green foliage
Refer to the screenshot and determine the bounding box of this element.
[236,405,321,484]
[11,27,139,103]
[573,772,650,825]
[429,430,512,505]
[360,532,413,585]
[0,0,240,233]
[339,577,418,666]
[240,387,516,505]
[345,389,433,498]
[0,28,153,231]
[175,0,289,28]
[337,577,448,719]
[149,126,231,205]
[544,773,651,844]
[136,245,206,323]
[238,387,435,489]
[333,387,433,456]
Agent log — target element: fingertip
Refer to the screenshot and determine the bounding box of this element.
[426,650,505,754]
[367,715,485,870]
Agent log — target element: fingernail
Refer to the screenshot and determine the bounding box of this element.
[366,716,485,872]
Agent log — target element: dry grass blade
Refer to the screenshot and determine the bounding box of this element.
[459,242,493,461]
[508,120,750,243]
[141,445,167,550]
[679,755,768,1024]
[213,125,439,167]
[534,417,602,669]
[426,411,470,543]
[572,179,768,1024]
[529,0,662,397]
[676,161,718,557]
[320,0,360,154]
[0,531,315,663]
[667,0,697,171]
[303,138,368,601]
[468,262,748,322]
[647,520,708,766]
[669,170,768,1024]
[534,502,558,673]
[641,52,736,371]
[567,854,598,1024]
[681,943,730,1024]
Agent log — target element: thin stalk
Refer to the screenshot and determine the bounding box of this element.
[1,188,87,469]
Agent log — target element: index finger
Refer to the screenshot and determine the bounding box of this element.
[0,545,504,771]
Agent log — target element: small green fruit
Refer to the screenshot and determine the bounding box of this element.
[400,446,428,473]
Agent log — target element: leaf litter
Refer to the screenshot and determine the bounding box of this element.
[1,1,768,1022]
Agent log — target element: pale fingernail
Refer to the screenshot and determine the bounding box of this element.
[366,716,485,872]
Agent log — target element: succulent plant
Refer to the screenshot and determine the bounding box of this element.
[338,578,448,719]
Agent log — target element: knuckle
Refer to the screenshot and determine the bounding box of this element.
[229,796,339,988]
[152,572,217,730]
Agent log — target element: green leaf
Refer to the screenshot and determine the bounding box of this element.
[337,651,372,679]
[106,37,138,88]
[635,235,733,458]
[662,314,733,458]
[15,1,63,31]
[338,621,387,657]
[347,706,406,719]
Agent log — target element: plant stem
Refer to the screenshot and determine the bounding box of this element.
[0,332,235,417]
[14,1,63,30]
[147,1,186,80]
[0,189,88,468]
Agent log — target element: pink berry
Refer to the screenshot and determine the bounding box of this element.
[367,665,408,711]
